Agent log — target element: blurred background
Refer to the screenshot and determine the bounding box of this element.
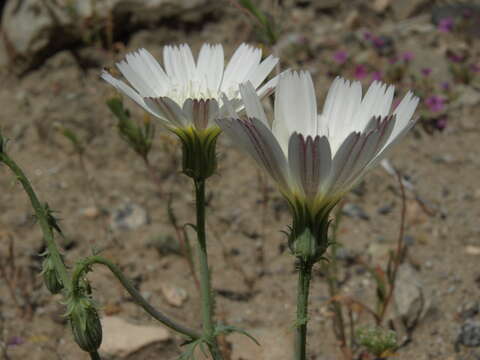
[0,0,479,359]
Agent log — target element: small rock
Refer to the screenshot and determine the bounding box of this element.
[466,246,480,256]
[391,0,429,20]
[458,302,479,321]
[393,263,431,329]
[342,203,370,221]
[110,202,149,231]
[366,242,393,261]
[457,321,480,348]
[161,284,188,307]
[371,0,391,13]
[378,203,394,215]
[100,316,170,357]
[80,206,101,219]
[454,85,480,107]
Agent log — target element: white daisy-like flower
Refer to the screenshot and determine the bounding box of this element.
[101,43,279,131]
[217,71,419,216]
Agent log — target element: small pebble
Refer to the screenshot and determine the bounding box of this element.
[457,321,480,348]
[161,284,188,307]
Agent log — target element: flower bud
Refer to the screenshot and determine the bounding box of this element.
[172,126,221,181]
[41,256,64,294]
[67,295,102,353]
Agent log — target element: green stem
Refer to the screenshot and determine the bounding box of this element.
[71,255,200,340]
[0,152,70,289]
[194,179,223,360]
[89,351,102,360]
[295,259,313,360]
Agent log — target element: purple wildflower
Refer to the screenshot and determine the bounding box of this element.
[441,82,450,91]
[434,116,448,131]
[332,50,348,65]
[354,64,368,79]
[371,71,382,81]
[7,336,24,347]
[470,64,480,73]
[425,95,446,112]
[363,31,373,41]
[372,36,386,49]
[447,52,465,63]
[438,17,454,32]
[421,68,432,77]
[388,56,399,65]
[402,51,415,62]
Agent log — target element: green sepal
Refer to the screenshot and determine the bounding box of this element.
[286,197,337,263]
[171,126,221,181]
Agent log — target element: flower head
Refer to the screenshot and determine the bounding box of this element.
[371,71,382,81]
[333,50,348,65]
[401,51,414,62]
[217,72,418,222]
[425,95,445,112]
[421,68,432,77]
[354,64,368,79]
[438,17,454,32]
[101,43,279,131]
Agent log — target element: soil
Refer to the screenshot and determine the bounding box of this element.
[1,1,480,360]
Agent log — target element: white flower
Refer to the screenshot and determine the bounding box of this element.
[217,71,419,214]
[101,43,279,131]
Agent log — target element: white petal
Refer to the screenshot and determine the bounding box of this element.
[255,70,284,99]
[273,71,317,152]
[219,94,238,118]
[217,117,289,190]
[197,44,224,91]
[101,71,168,123]
[163,44,195,84]
[182,98,220,130]
[288,134,332,198]
[357,81,395,132]
[137,48,171,93]
[144,97,187,127]
[221,44,261,91]
[245,54,279,89]
[117,58,155,97]
[329,132,361,193]
[239,82,268,125]
[323,78,362,149]
[390,91,420,141]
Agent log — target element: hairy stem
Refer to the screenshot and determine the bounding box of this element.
[295,259,313,360]
[0,152,70,290]
[194,179,223,360]
[71,255,200,340]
